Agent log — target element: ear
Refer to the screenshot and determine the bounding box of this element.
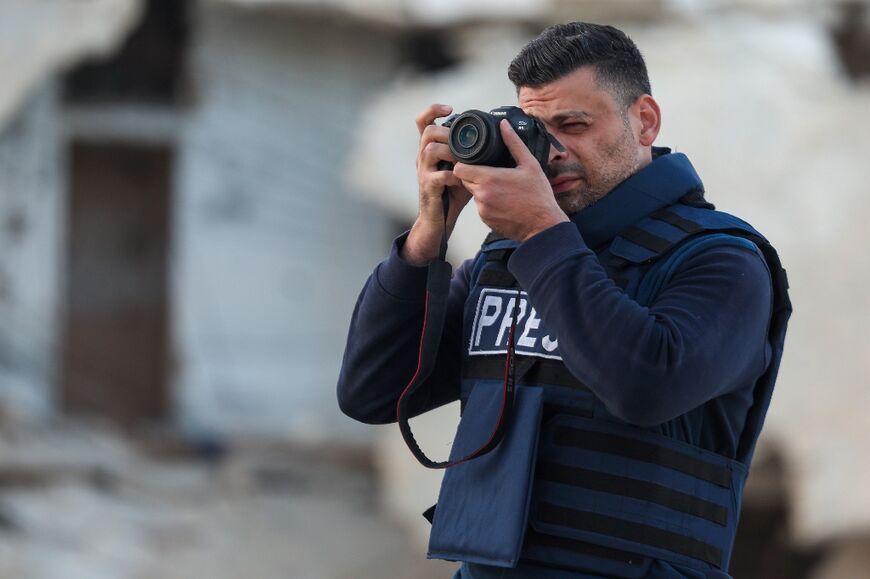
[633,95,661,147]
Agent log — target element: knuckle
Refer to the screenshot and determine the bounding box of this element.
[425,124,447,140]
[420,144,441,166]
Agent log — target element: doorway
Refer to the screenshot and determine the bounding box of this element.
[60,141,172,425]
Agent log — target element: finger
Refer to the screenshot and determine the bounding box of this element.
[454,161,505,186]
[416,104,453,135]
[499,119,536,166]
[441,172,462,188]
[421,142,455,167]
[452,162,483,184]
[425,170,461,192]
[420,124,450,148]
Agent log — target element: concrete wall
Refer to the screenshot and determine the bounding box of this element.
[0,83,64,419]
[173,4,401,440]
[0,3,404,443]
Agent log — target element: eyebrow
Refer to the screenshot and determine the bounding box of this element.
[548,111,593,124]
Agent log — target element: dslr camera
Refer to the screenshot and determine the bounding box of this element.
[442,106,564,172]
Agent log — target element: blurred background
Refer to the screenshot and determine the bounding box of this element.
[0,0,868,577]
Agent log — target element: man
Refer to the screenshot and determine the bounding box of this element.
[337,22,790,579]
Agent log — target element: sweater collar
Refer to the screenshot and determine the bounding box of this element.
[569,148,704,250]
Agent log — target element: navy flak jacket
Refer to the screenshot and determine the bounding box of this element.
[337,149,790,579]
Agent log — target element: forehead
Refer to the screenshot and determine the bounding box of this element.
[517,66,618,122]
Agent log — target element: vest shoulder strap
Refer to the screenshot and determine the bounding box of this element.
[634,233,761,307]
[609,204,765,266]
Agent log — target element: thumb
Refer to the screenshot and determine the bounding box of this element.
[499,119,536,166]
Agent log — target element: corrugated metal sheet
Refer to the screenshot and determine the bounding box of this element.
[0,82,63,418]
[174,5,402,439]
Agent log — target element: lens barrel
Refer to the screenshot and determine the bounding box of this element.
[447,111,514,168]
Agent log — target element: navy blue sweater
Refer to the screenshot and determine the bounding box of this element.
[337,151,772,459]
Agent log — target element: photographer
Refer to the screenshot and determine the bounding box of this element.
[337,22,790,579]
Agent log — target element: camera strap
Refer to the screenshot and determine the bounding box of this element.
[396,191,520,469]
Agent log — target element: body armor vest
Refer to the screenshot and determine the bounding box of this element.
[427,201,792,578]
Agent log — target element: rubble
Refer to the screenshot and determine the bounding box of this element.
[0,414,455,579]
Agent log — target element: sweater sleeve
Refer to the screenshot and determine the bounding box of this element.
[508,222,773,427]
[336,233,472,424]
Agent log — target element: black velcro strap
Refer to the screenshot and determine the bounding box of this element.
[680,188,715,210]
[524,528,645,566]
[483,231,508,244]
[620,226,673,255]
[537,461,728,526]
[536,502,724,568]
[478,268,517,288]
[650,209,703,234]
[464,357,589,391]
[422,504,436,524]
[486,249,510,262]
[554,427,732,489]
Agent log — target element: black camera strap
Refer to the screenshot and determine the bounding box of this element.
[396,191,520,469]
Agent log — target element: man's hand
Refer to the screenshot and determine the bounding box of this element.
[454,119,569,242]
[402,104,473,266]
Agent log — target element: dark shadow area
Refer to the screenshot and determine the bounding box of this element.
[730,448,827,579]
[64,0,190,104]
[400,29,461,73]
[832,2,870,80]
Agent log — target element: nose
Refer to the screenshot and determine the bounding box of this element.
[548,142,567,164]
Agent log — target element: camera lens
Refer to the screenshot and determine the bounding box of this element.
[456,124,479,149]
[448,110,507,166]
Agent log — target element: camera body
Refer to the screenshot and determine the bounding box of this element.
[442,106,563,172]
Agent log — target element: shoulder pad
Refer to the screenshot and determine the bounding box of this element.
[609,204,767,265]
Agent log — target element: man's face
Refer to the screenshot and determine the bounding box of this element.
[518,66,647,214]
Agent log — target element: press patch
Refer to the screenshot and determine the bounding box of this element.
[468,288,561,360]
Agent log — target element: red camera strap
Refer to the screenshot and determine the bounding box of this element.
[396,192,520,469]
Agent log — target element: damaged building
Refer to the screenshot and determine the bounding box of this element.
[0,0,869,577]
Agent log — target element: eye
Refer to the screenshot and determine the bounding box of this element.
[561,122,588,131]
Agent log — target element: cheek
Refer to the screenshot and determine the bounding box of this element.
[561,132,610,166]
[591,131,630,164]
[558,129,628,175]
[561,138,592,164]
[573,141,608,171]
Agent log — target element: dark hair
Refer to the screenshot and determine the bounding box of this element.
[507,22,651,109]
